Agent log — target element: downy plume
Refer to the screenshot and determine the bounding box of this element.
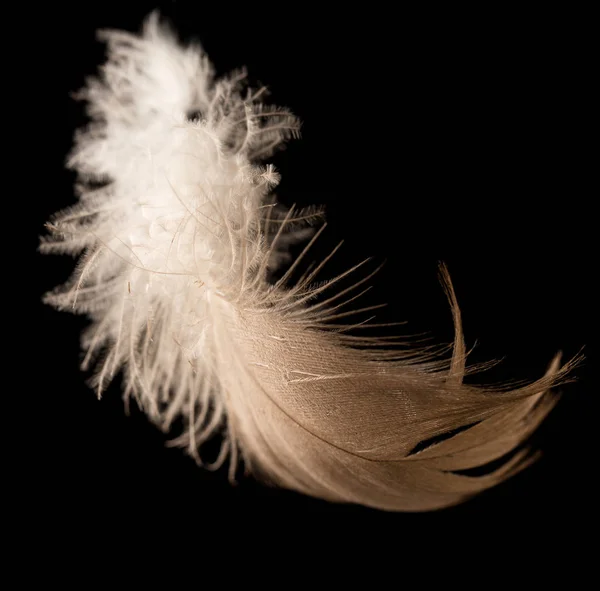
[40,13,577,511]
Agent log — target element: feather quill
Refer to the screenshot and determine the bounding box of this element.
[41,13,576,511]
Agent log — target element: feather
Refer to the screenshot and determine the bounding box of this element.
[40,13,577,511]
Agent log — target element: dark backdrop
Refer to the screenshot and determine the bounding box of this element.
[31,1,593,538]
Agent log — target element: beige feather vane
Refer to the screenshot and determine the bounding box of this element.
[40,13,576,511]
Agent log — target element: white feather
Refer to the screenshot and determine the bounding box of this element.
[41,13,576,511]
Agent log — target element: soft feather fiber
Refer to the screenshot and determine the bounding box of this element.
[41,14,575,511]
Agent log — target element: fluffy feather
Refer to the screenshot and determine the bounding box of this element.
[41,13,576,511]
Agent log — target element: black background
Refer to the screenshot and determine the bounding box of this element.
[29,1,593,539]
